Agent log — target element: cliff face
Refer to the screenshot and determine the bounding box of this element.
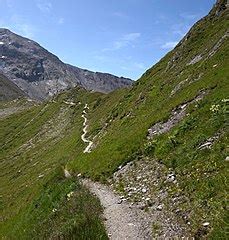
[0,29,132,100]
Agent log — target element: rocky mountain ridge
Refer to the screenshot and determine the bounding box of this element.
[0,28,132,100]
[0,73,26,101]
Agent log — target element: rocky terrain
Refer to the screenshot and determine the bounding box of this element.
[111,158,191,239]
[0,28,132,100]
[82,179,152,240]
[0,73,26,101]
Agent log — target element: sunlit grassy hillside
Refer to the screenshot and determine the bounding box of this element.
[0,89,108,239]
[67,2,228,237]
[0,1,228,238]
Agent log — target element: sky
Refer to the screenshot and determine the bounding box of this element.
[0,0,216,80]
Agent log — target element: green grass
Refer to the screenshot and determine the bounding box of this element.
[1,2,228,238]
[0,88,108,239]
[66,6,229,238]
[4,168,107,239]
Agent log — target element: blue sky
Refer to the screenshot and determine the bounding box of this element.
[0,0,215,79]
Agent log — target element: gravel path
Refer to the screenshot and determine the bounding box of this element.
[79,104,152,239]
[82,179,152,240]
[81,104,93,153]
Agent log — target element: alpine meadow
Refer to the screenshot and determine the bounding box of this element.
[0,0,228,239]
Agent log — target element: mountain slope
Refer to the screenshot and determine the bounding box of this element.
[66,1,228,238]
[0,73,26,101]
[0,88,109,239]
[0,0,228,239]
[0,28,132,100]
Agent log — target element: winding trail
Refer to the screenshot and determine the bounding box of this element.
[68,103,152,239]
[81,104,93,153]
[82,179,152,240]
[63,169,152,239]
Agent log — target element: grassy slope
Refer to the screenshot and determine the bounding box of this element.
[67,2,228,238]
[0,1,228,238]
[0,89,108,239]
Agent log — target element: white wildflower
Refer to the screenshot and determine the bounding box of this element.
[203,222,210,227]
[67,191,74,200]
[52,208,57,213]
[210,104,220,113]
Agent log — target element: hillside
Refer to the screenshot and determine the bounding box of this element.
[67,0,228,238]
[0,73,26,101]
[0,88,109,238]
[0,0,228,239]
[0,28,132,100]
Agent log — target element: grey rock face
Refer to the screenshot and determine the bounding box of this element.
[0,73,26,101]
[0,28,132,100]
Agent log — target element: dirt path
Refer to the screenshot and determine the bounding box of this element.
[82,179,152,240]
[81,104,93,153]
[72,103,152,239]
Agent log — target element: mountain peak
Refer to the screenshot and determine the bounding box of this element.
[0,30,132,100]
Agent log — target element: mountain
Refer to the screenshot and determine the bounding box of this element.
[66,0,228,238]
[0,28,132,100]
[0,73,26,101]
[0,0,228,239]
